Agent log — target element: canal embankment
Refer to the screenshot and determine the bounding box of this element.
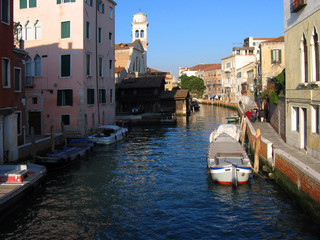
[200,100,320,224]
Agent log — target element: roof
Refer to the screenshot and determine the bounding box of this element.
[160,89,189,99]
[115,67,126,73]
[262,36,284,43]
[115,40,141,50]
[117,77,165,89]
[189,63,221,72]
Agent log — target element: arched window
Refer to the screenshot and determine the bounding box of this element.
[34,54,42,77]
[25,56,33,86]
[34,20,42,40]
[135,30,139,38]
[301,34,308,83]
[25,21,33,41]
[312,28,319,82]
[140,30,144,38]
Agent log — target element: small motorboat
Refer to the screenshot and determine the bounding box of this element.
[160,113,177,124]
[207,124,252,186]
[0,163,47,221]
[88,125,128,145]
[191,103,200,111]
[37,139,93,170]
[226,115,240,123]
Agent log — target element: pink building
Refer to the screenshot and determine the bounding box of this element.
[14,0,117,137]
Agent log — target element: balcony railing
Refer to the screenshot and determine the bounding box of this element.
[290,0,307,12]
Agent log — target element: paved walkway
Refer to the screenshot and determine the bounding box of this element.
[251,121,320,174]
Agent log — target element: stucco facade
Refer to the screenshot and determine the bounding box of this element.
[260,37,285,90]
[284,0,320,159]
[14,0,117,137]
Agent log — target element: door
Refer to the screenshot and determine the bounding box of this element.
[28,112,41,135]
[302,108,307,150]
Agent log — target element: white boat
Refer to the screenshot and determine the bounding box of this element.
[88,125,128,145]
[207,124,252,186]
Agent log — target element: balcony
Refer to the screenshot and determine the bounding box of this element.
[290,0,307,13]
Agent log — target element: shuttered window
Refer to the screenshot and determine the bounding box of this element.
[61,21,70,39]
[20,0,27,9]
[87,89,95,105]
[57,90,73,106]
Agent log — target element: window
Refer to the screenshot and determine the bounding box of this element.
[14,68,21,92]
[99,56,103,77]
[32,97,37,104]
[1,0,9,24]
[86,22,90,39]
[25,56,33,86]
[98,1,104,13]
[60,54,71,77]
[109,32,112,40]
[109,7,113,18]
[98,27,102,43]
[302,34,308,83]
[271,49,281,64]
[25,21,33,41]
[20,0,37,9]
[292,107,300,132]
[109,60,112,70]
[16,112,22,135]
[85,0,93,6]
[87,89,95,105]
[61,21,70,39]
[99,89,106,103]
[135,30,139,38]
[57,0,76,4]
[34,20,41,40]
[34,54,41,77]
[61,114,70,126]
[140,30,144,38]
[312,106,320,134]
[2,58,10,87]
[109,89,113,103]
[57,89,73,106]
[312,28,319,82]
[86,53,91,76]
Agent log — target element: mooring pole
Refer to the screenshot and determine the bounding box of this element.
[254,129,261,173]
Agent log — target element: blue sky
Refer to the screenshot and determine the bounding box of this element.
[115,0,284,79]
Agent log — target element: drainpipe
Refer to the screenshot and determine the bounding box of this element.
[95,0,100,125]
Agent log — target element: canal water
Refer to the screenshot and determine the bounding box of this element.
[1,105,320,239]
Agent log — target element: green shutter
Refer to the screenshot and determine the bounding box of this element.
[29,0,37,8]
[57,0,61,4]
[71,0,75,2]
[61,21,70,39]
[279,50,282,63]
[20,0,27,9]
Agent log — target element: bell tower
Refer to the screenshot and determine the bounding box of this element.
[131,12,149,51]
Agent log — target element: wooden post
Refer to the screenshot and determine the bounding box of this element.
[241,116,247,148]
[50,126,55,152]
[30,127,36,163]
[254,129,261,173]
[61,122,67,147]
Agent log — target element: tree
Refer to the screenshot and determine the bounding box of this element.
[179,75,206,98]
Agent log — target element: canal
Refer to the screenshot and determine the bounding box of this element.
[1,105,320,239]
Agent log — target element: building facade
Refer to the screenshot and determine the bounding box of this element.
[14,0,117,137]
[284,0,320,159]
[260,36,285,90]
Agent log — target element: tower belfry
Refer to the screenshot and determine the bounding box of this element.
[131,12,149,51]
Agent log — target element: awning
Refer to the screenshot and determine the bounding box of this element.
[209,94,216,99]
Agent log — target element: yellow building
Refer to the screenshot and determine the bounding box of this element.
[260,36,285,90]
[284,0,320,159]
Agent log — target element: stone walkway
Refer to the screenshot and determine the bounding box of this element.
[252,121,320,175]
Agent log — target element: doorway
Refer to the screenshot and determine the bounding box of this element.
[28,112,41,135]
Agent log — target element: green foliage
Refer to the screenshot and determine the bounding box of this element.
[179,75,205,97]
[267,69,285,104]
[269,90,279,104]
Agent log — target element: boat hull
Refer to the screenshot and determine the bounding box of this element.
[209,165,251,185]
[88,126,128,145]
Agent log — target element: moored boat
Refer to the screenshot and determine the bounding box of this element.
[226,115,240,123]
[0,163,46,221]
[88,125,128,145]
[36,139,93,170]
[207,124,252,186]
